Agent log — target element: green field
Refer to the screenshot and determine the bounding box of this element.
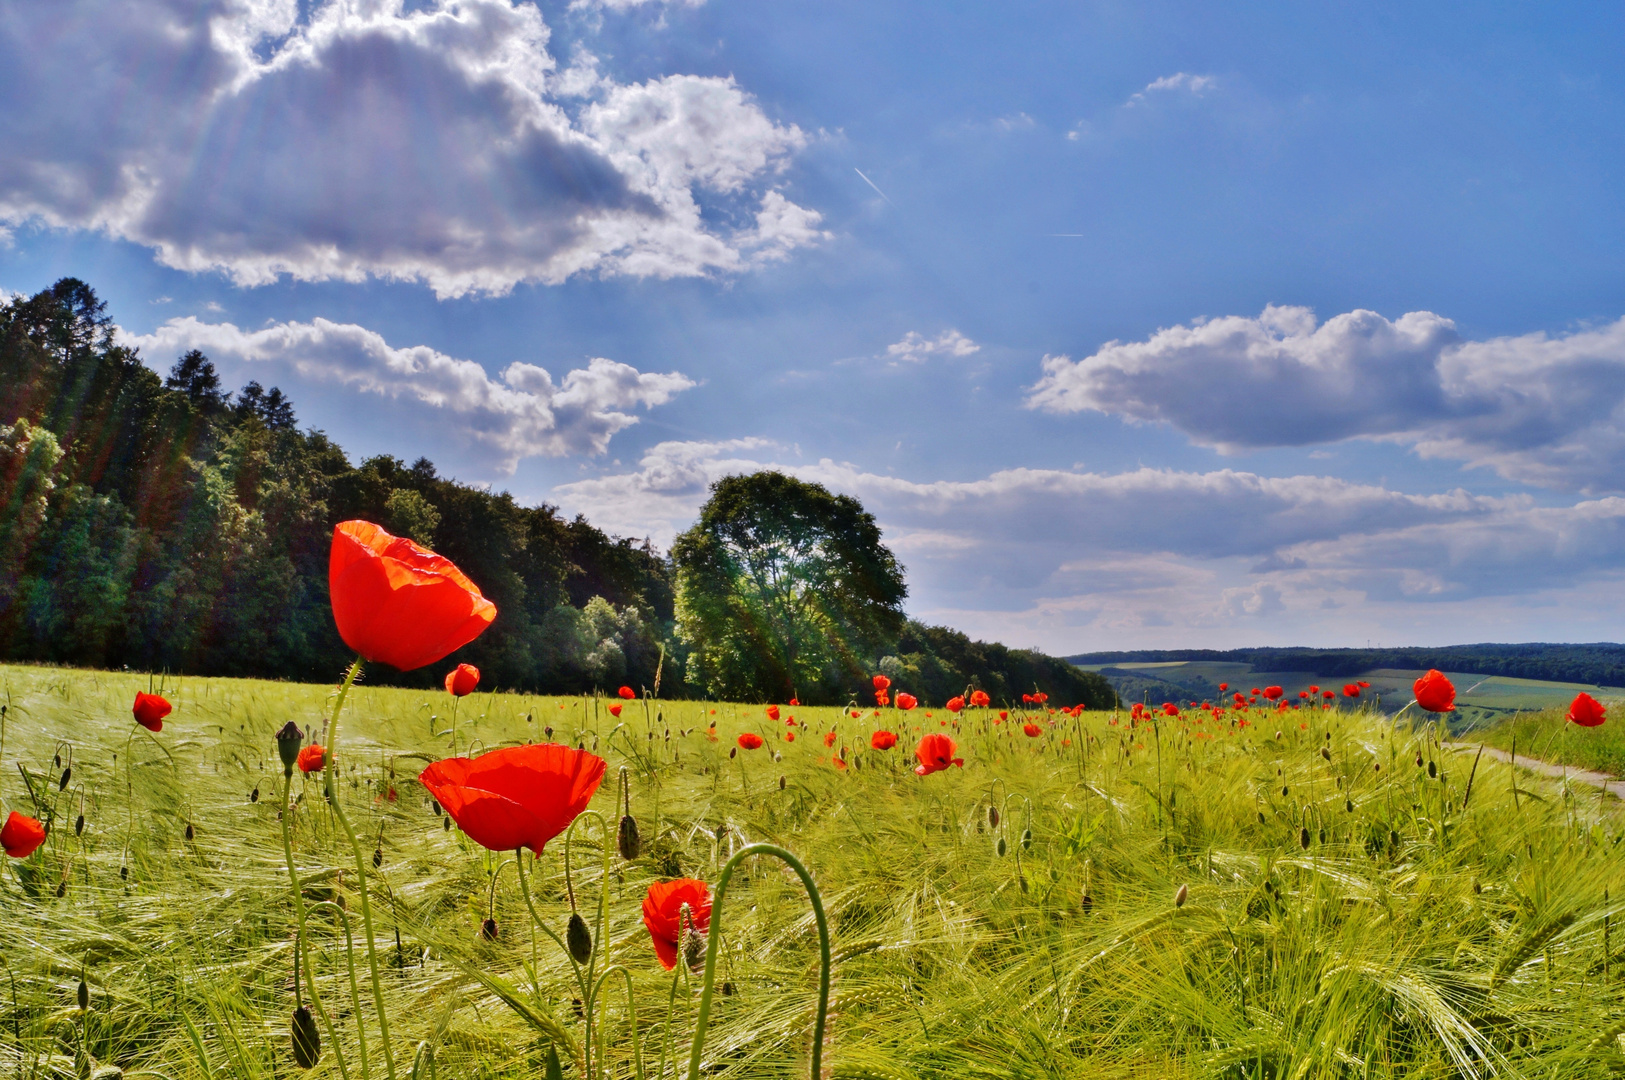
[1473,705,1625,779]
[4,661,1625,1079]
[1081,660,1625,732]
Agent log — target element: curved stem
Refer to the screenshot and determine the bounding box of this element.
[307,900,373,1080]
[279,769,352,1080]
[685,843,831,1080]
[323,658,398,1080]
[590,966,643,1080]
[515,850,592,1073]
[659,965,681,1080]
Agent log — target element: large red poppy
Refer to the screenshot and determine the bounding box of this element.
[871,730,898,750]
[872,674,891,691]
[945,696,965,713]
[444,663,480,697]
[1022,722,1043,738]
[1262,686,1283,701]
[642,879,712,970]
[297,745,327,774]
[896,693,918,711]
[1413,670,1456,713]
[1568,692,1607,728]
[1,812,46,858]
[132,692,171,732]
[915,733,963,776]
[618,685,636,700]
[1342,684,1360,698]
[418,744,605,854]
[766,705,781,721]
[329,520,497,672]
[738,733,764,750]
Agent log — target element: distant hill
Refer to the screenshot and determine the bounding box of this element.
[1068,644,1625,694]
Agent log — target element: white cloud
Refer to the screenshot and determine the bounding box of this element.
[884,329,980,364]
[0,0,819,297]
[1127,72,1215,106]
[1028,305,1625,493]
[123,316,693,472]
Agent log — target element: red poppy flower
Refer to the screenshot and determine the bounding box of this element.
[1342,684,1360,698]
[132,692,171,732]
[1218,683,1229,692]
[969,690,991,707]
[444,663,480,697]
[875,690,890,706]
[785,731,796,742]
[1022,722,1042,738]
[609,704,623,718]
[1162,702,1179,717]
[1568,692,1607,728]
[1358,680,1371,688]
[1,812,46,858]
[998,710,1008,721]
[738,733,764,750]
[1322,691,1335,700]
[871,730,898,750]
[330,521,497,671]
[618,685,636,700]
[642,879,712,970]
[873,674,891,691]
[914,733,963,776]
[1263,686,1283,700]
[824,731,837,747]
[1308,685,1320,694]
[896,693,917,711]
[832,756,848,770]
[297,745,327,774]
[1413,670,1456,713]
[1233,693,1246,705]
[766,705,781,722]
[418,744,605,854]
[1034,692,1049,703]
[946,696,965,713]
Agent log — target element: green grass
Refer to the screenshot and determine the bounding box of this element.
[1474,706,1625,778]
[4,661,1625,1079]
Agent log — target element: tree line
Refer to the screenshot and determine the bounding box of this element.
[0,278,1115,708]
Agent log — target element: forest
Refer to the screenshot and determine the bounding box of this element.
[0,278,1113,706]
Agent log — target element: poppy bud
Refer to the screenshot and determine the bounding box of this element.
[1299,827,1311,850]
[1257,811,1266,825]
[291,1005,321,1068]
[443,817,451,831]
[59,767,71,791]
[729,748,737,759]
[1320,747,1331,761]
[75,815,85,836]
[275,721,304,774]
[1079,891,1093,912]
[1389,829,1399,848]
[683,928,706,971]
[250,787,260,803]
[996,836,1007,857]
[54,753,60,768]
[481,918,498,941]
[1415,752,1424,767]
[373,847,383,868]
[119,866,128,880]
[77,976,89,1009]
[432,800,442,815]
[1427,760,1437,779]
[1318,828,1326,844]
[779,775,785,790]
[567,912,593,964]
[1345,798,1354,813]
[55,880,66,898]
[1020,828,1032,850]
[988,805,1000,829]
[1174,884,1188,908]
[1473,880,1482,895]
[185,823,194,841]
[618,814,641,861]
[1281,785,1289,797]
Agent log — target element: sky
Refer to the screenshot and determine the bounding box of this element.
[3,0,1624,654]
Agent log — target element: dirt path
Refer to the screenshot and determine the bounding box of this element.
[1442,741,1625,797]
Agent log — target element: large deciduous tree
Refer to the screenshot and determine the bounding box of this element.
[673,471,907,703]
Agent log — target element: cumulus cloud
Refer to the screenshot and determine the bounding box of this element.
[553,438,1625,648]
[1127,72,1215,105]
[1028,305,1625,493]
[124,316,693,471]
[884,329,980,364]
[0,0,819,297]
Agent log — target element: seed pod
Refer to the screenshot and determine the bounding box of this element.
[1320,747,1331,761]
[59,767,71,791]
[996,836,1007,857]
[618,815,641,861]
[1174,883,1188,907]
[683,929,706,971]
[275,721,304,774]
[185,823,194,841]
[1020,828,1032,850]
[1427,760,1437,779]
[373,847,383,868]
[1299,827,1311,850]
[250,787,260,803]
[75,814,85,836]
[567,912,593,964]
[481,918,498,941]
[77,977,88,1010]
[988,805,1001,829]
[291,1005,321,1069]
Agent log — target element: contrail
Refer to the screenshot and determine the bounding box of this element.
[854,168,893,205]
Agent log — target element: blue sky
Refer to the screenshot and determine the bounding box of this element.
[3,0,1624,653]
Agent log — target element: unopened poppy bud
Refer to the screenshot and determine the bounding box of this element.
[1320,747,1331,761]
[250,787,260,803]
[1080,891,1093,912]
[55,881,66,898]
[778,775,785,790]
[442,816,451,831]
[1415,752,1424,767]
[275,721,304,774]
[729,748,737,759]
[988,805,1000,829]
[618,815,641,861]
[996,836,1007,857]
[567,912,593,964]
[1389,829,1399,847]
[1473,880,1482,895]
[1345,798,1354,813]
[481,918,498,941]
[77,977,88,1010]
[1299,827,1311,850]
[1257,811,1266,825]
[1318,827,1326,844]
[291,1005,321,1068]
[119,866,128,880]
[1020,828,1032,850]
[185,823,194,841]
[1281,785,1289,797]
[373,847,383,868]
[1174,884,1188,908]
[75,814,85,836]
[59,767,71,791]
[431,800,442,815]
[1427,760,1437,779]
[683,928,706,971]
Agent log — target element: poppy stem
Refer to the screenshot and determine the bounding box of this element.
[279,768,352,1080]
[515,851,592,1073]
[321,657,398,1080]
[590,965,643,1080]
[307,900,373,1080]
[658,963,682,1080]
[685,843,831,1080]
